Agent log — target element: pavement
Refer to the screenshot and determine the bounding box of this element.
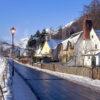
[10,60,100,100]
[4,61,37,100]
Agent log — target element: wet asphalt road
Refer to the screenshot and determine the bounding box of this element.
[9,61,100,100]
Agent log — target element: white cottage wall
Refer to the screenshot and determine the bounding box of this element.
[96,55,99,66]
[90,29,100,50]
[84,56,92,67]
[75,28,100,67]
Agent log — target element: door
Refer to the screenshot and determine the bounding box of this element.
[92,56,96,67]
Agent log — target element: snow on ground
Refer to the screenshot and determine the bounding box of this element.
[0,56,7,85]
[0,57,6,75]
[16,61,100,91]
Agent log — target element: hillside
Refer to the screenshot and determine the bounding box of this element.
[16,37,29,49]
[50,0,100,40]
[52,20,81,40]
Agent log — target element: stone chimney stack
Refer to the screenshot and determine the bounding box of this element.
[83,15,93,40]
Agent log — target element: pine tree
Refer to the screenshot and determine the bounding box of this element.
[39,29,48,47]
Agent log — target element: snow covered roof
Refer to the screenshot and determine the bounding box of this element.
[35,47,43,57]
[61,31,82,50]
[95,30,100,39]
[48,39,62,49]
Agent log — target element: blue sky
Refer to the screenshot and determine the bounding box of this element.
[0,0,91,43]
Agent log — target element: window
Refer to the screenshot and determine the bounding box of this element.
[92,35,93,38]
[88,56,90,59]
[95,44,97,49]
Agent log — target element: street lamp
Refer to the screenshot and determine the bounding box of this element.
[10,27,16,76]
[10,27,16,57]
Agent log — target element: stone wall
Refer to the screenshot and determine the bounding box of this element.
[33,63,100,79]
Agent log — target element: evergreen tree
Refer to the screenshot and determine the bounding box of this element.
[39,29,48,47]
[27,35,36,48]
[35,30,41,38]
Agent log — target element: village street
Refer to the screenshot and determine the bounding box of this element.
[8,60,100,100]
[0,1,100,100]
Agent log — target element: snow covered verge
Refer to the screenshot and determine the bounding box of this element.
[0,57,7,79]
[0,57,8,100]
[0,56,7,89]
[16,61,100,91]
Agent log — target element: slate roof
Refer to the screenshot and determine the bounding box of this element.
[61,31,82,50]
[48,39,62,49]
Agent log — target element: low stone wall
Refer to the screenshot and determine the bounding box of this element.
[33,63,100,79]
[92,68,100,79]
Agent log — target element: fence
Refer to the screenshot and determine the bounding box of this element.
[33,63,100,79]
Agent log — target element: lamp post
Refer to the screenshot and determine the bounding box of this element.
[10,27,16,76]
[10,27,16,57]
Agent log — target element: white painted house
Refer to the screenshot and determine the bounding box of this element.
[75,18,100,67]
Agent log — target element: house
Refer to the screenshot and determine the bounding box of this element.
[34,46,43,62]
[57,31,81,63]
[58,16,100,67]
[72,17,100,67]
[41,39,61,62]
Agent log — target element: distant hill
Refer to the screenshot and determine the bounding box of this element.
[16,37,29,49]
[0,40,11,50]
[47,20,81,40]
[49,0,100,40]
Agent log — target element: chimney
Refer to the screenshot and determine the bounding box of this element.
[83,15,93,40]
